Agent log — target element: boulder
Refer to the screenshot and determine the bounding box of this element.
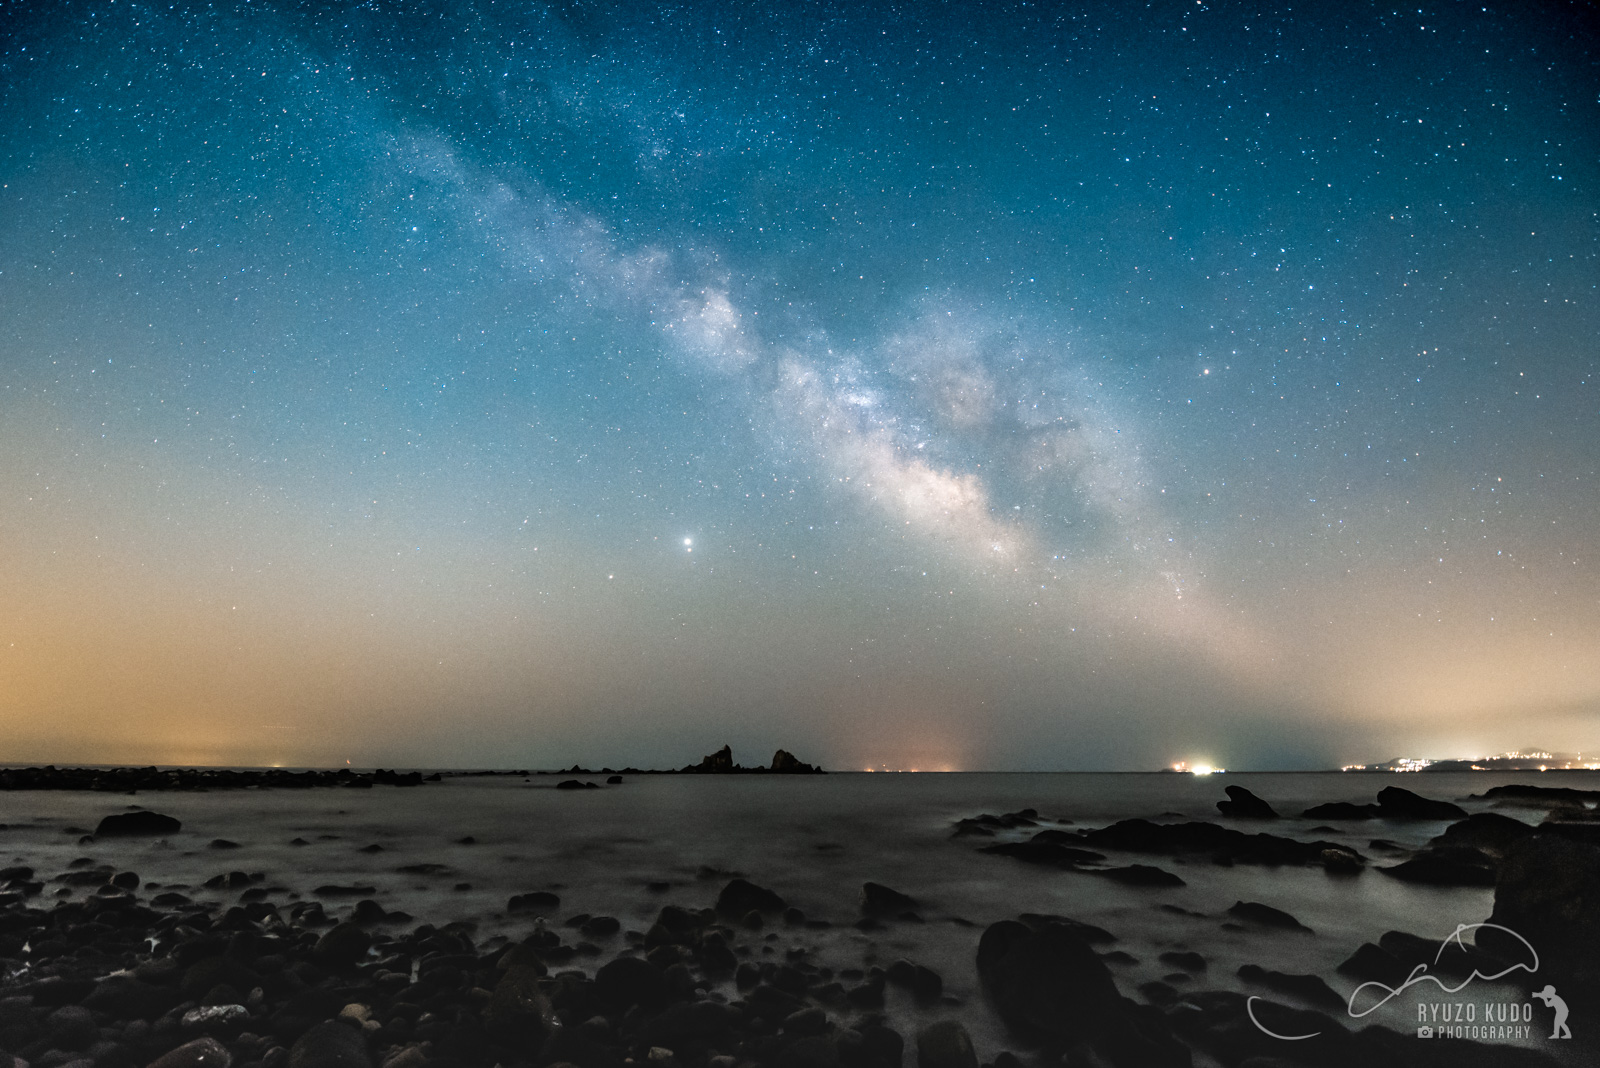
[287,1021,371,1068]
[860,882,916,916]
[915,1021,977,1068]
[1216,785,1277,819]
[1429,811,1536,858]
[716,878,785,916]
[146,1038,234,1068]
[1225,901,1311,932]
[1300,801,1378,820]
[45,1005,98,1050]
[1485,831,1600,994]
[771,750,821,774]
[1374,786,1466,821]
[94,810,181,837]
[595,956,671,1009]
[976,921,1124,1039]
[1378,847,1496,886]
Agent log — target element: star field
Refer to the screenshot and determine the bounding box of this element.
[1,1,1597,769]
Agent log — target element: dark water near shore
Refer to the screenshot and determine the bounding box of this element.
[3,771,1594,1064]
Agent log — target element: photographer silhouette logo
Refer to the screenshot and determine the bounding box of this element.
[1532,985,1572,1040]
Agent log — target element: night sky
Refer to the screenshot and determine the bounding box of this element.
[2,1,1597,771]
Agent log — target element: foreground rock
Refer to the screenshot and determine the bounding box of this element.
[1485,829,1600,996]
[977,918,1189,1066]
[1076,819,1363,871]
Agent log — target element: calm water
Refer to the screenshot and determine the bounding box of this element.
[3,771,1593,1063]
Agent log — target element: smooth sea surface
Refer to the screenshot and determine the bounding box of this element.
[3,770,1594,1064]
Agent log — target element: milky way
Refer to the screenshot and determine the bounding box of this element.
[2,2,1597,769]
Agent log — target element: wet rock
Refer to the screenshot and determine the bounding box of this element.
[1016,913,1116,944]
[313,923,370,967]
[45,1005,98,1050]
[1485,830,1600,993]
[715,878,785,916]
[1157,951,1205,973]
[1098,865,1184,887]
[1216,785,1277,819]
[287,1021,370,1068]
[507,891,560,913]
[1225,901,1311,932]
[1336,942,1408,986]
[978,841,1105,867]
[1429,812,1536,858]
[482,965,553,1045]
[775,1035,838,1068]
[376,1047,427,1068]
[1379,847,1496,886]
[1374,786,1467,821]
[1080,818,1360,868]
[859,882,915,916]
[915,1021,977,1068]
[181,1004,249,1036]
[311,885,376,898]
[606,775,623,784]
[782,1007,828,1036]
[594,956,671,1009]
[555,780,599,791]
[146,1037,234,1068]
[976,920,1123,1038]
[94,811,181,837]
[1300,801,1378,820]
[854,1025,903,1068]
[1236,964,1344,1010]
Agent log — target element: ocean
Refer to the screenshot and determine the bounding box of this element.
[3,770,1593,1065]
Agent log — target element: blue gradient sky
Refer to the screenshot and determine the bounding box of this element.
[2,0,1596,770]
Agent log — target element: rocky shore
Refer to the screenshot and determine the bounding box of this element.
[0,778,1589,1068]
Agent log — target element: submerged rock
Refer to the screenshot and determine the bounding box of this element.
[1374,786,1467,821]
[1225,901,1311,932]
[716,878,786,916]
[94,810,181,837]
[859,882,916,916]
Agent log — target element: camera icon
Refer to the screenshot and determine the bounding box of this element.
[1416,1026,1434,1039]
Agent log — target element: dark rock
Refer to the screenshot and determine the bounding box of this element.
[715,879,785,916]
[311,885,376,898]
[112,870,140,889]
[686,746,736,773]
[606,775,623,784]
[1374,786,1467,821]
[555,780,599,790]
[1336,942,1409,986]
[976,921,1122,1038]
[507,891,561,913]
[1226,901,1311,932]
[1486,830,1600,993]
[84,976,178,1019]
[1216,785,1277,819]
[978,841,1105,867]
[146,1037,234,1068]
[313,923,370,967]
[482,964,553,1045]
[1098,864,1184,887]
[594,956,671,1009]
[1300,801,1378,820]
[856,1025,903,1068]
[783,1007,828,1036]
[770,750,822,774]
[775,1035,839,1068]
[1236,964,1344,1010]
[915,1021,977,1068]
[1016,914,1117,944]
[287,1021,370,1068]
[1379,847,1496,886]
[209,840,240,850]
[1429,812,1536,858]
[1080,818,1361,868]
[859,882,915,916]
[45,1005,98,1050]
[94,811,181,837]
[1157,951,1205,973]
[579,915,620,937]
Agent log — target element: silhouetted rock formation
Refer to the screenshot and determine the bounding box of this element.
[1215,784,1278,819]
[679,745,825,774]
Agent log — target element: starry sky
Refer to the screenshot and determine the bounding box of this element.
[1,0,1597,771]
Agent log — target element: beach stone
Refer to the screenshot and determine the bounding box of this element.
[1235,965,1343,1010]
[915,1021,976,1068]
[1157,951,1205,973]
[595,956,671,1009]
[775,1035,838,1068]
[1335,942,1408,986]
[182,1004,248,1036]
[855,1025,903,1068]
[95,811,181,837]
[314,923,370,967]
[976,921,1122,1039]
[287,1021,370,1068]
[507,891,560,913]
[1374,786,1467,820]
[482,965,553,1044]
[1099,865,1184,887]
[146,1037,233,1068]
[859,882,915,916]
[376,1047,427,1068]
[1216,785,1277,819]
[716,878,786,916]
[783,1007,828,1036]
[1225,901,1311,932]
[45,1006,98,1050]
